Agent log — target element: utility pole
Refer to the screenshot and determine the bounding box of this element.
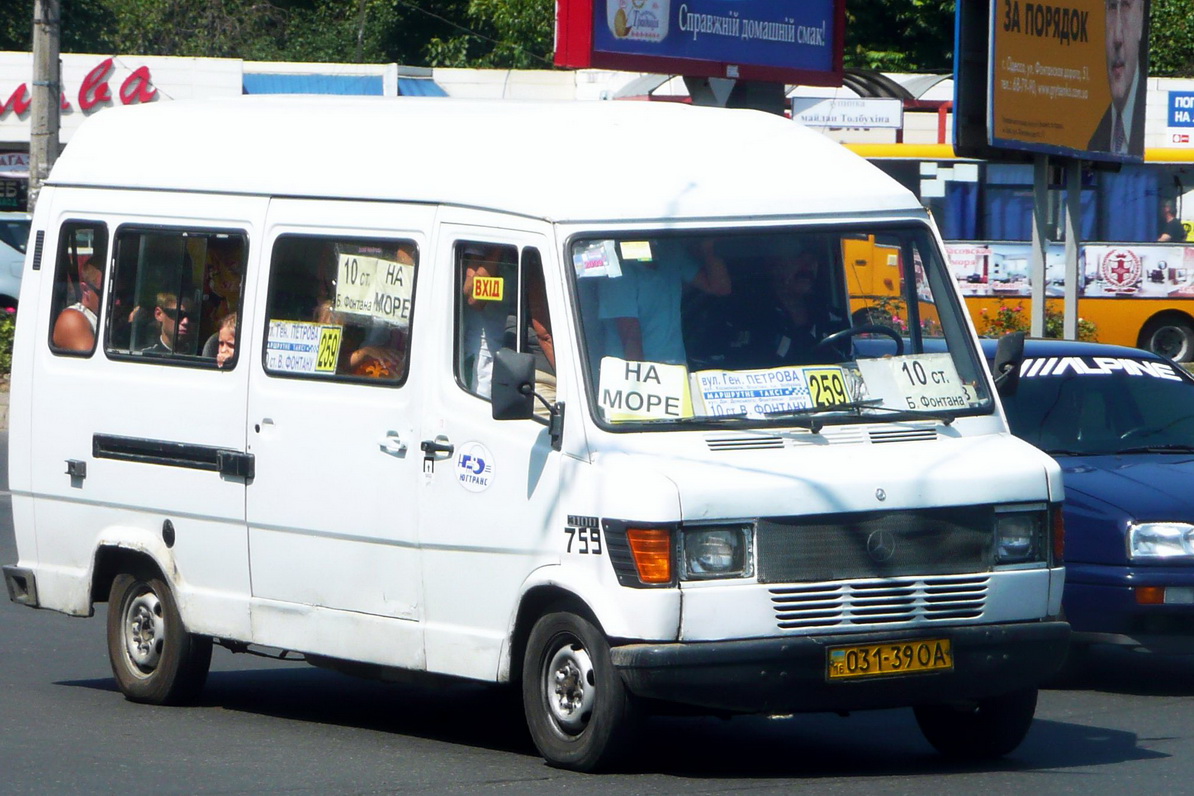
[29,0,61,213]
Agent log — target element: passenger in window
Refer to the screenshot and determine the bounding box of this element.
[524,254,556,414]
[598,239,730,366]
[52,259,104,352]
[313,300,405,379]
[201,238,244,333]
[725,247,846,369]
[216,312,236,368]
[144,292,198,355]
[461,244,513,397]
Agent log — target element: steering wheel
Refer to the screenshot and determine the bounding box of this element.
[815,323,905,357]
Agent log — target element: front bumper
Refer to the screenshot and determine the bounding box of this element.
[1065,563,1194,652]
[610,621,1069,714]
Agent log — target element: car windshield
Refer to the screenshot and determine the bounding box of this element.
[1002,353,1194,455]
[568,224,993,428]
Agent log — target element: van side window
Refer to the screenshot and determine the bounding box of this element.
[105,229,246,366]
[49,222,109,356]
[264,235,416,384]
[521,249,556,414]
[455,242,518,399]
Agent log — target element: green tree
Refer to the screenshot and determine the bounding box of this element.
[1150,0,1194,77]
[425,0,553,69]
[1,0,116,53]
[88,0,290,59]
[844,0,956,72]
[3,1,1190,79]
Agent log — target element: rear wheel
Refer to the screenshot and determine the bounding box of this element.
[522,611,640,772]
[1140,315,1194,362]
[914,687,1038,760]
[106,570,212,705]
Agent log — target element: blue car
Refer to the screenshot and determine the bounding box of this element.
[991,337,1194,657]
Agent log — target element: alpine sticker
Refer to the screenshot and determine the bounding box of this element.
[454,442,494,492]
[1021,357,1182,381]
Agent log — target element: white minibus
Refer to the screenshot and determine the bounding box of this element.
[4,97,1067,771]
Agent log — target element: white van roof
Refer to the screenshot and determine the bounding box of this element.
[49,96,922,224]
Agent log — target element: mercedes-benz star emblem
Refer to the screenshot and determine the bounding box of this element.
[866,530,897,563]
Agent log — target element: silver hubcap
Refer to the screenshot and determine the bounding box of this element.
[123,589,164,674]
[545,640,595,734]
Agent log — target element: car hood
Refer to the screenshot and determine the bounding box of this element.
[589,429,1061,522]
[1060,453,1194,519]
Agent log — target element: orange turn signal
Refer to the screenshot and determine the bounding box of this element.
[626,528,672,584]
[1135,586,1165,605]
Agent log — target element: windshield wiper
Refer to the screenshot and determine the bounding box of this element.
[847,403,956,426]
[644,413,752,427]
[763,399,955,432]
[760,400,888,433]
[1115,444,1194,455]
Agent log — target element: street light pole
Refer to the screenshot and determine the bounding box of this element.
[29,0,61,213]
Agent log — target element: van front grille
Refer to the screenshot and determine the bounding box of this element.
[770,575,989,630]
[756,506,993,584]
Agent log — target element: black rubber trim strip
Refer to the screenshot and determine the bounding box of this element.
[93,433,254,479]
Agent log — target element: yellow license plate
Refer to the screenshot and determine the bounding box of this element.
[827,638,953,680]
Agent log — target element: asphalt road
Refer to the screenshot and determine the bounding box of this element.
[4,431,1194,794]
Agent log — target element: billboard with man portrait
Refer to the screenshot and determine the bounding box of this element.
[985,0,1151,162]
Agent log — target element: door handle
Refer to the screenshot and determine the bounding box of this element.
[378,432,407,456]
[420,439,455,459]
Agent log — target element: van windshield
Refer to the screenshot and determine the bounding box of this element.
[569,225,993,428]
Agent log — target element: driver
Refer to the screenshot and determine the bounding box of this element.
[728,248,846,368]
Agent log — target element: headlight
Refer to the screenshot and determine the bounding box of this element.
[682,525,753,580]
[994,511,1045,564]
[1128,522,1194,560]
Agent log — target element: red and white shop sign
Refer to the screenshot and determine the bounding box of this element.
[1,57,156,118]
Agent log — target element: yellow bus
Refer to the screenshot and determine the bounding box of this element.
[847,143,1194,361]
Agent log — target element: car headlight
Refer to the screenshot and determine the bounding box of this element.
[994,510,1045,564]
[682,525,753,580]
[1128,522,1194,560]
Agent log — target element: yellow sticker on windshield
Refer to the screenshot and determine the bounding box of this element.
[804,367,850,408]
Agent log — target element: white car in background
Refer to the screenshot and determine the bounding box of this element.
[0,211,31,309]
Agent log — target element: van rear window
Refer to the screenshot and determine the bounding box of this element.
[263,235,417,384]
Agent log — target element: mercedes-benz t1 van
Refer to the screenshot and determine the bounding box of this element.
[4,96,1067,772]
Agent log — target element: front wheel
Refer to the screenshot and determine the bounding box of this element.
[522,611,640,772]
[913,687,1038,760]
[107,570,212,705]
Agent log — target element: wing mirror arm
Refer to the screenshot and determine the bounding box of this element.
[491,348,565,451]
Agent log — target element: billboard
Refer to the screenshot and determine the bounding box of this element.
[987,0,1151,163]
[556,0,845,86]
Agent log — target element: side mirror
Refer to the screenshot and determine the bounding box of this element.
[992,331,1026,396]
[491,348,536,421]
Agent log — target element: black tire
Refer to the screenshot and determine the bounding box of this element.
[1140,315,1194,362]
[106,570,212,706]
[522,611,640,772]
[914,687,1038,760]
